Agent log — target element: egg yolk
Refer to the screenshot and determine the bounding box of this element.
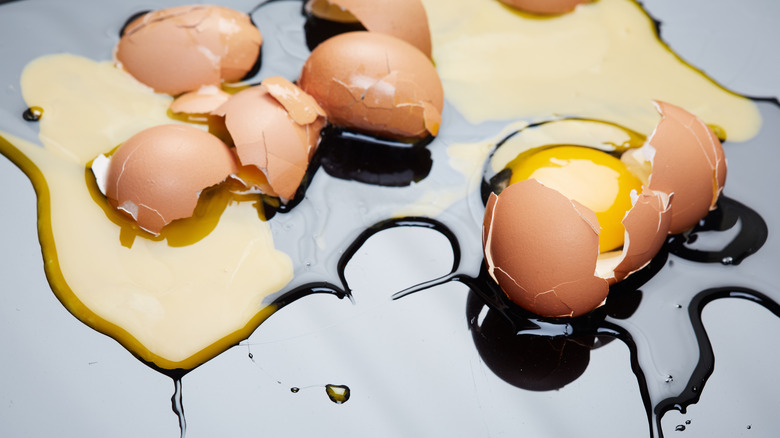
[507,145,643,253]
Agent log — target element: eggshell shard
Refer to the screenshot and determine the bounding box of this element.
[104,124,238,235]
[170,86,232,114]
[609,190,672,283]
[116,5,262,96]
[498,0,590,15]
[483,179,609,317]
[305,0,433,58]
[623,101,727,234]
[214,77,326,201]
[298,31,443,140]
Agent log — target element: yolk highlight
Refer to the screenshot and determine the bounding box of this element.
[507,146,643,252]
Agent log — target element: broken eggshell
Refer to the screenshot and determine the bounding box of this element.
[304,0,432,58]
[482,179,672,317]
[116,5,262,96]
[169,85,232,115]
[621,100,727,234]
[298,31,443,140]
[498,0,591,15]
[213,76,326,202]
[100,124,238,235]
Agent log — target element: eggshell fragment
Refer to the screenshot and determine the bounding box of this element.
[116,5,262,96]
[214,77,326,201]
[299,31,443,140]
[622,101,727,234]
[609,190,672,283]
[483,179,609,317]
[498,0,590,15]
[170,86,232,114]
[305,0,432,58]
[104,124,238,235]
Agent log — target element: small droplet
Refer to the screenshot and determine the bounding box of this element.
[248,352,254,359]
[676,304,683,309]
[665,375,674,383]
[685,420,691,425]
[290,387,300,393]
[721,256,734,265]
[747,425,752,430]
[22,106,43,121]
[691,385,699,393]
[325,384,350,404]
[675,424,686,432]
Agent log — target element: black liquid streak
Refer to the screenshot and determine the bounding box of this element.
[171,377,187,438]
[653,287,780,437]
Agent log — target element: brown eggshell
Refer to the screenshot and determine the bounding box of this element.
[213,77,326,201]
[298,31,443,140]
[105,124,238,235]
[498,0,590,15]
[116,5,262,96]
[170,86,232,114]
[307,0,432,58]
[483,179,609,317]
[646,101,726,234]
[610,190,672,283]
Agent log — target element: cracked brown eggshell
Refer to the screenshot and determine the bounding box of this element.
[116,5,262,96]
[623,101,727,235]
[104,124,238,235]
[498,0,591,15]
[213,76,326,201]
[298,31,443,140]
[483,179,609,317]
[170,86,232,114]
[305,0,432,58]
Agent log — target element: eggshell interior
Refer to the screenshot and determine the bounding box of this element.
[116,5,262,96]
[299,31,443,140]
[104,124,238,235]
[170,86,232,114]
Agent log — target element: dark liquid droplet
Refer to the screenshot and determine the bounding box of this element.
[22,106,42,122]
[171,378,187,438]
[325,384,350,404]
[290,387,300,393]
[675,424,686,432]
[248,352,254,360]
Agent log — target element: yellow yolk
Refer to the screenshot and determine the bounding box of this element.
[507,146,643,252]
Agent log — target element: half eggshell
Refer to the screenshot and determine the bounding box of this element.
[483,179,609,317]
[498,0,590,15]
[305,0,432,58]
[213,76,326,201]
[104,124,238,235]
[116,5,262,96]
[299,31,443,140]
[621,101,727,234]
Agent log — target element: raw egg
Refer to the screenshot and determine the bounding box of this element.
[498,0,591,15]
[98,124,238,235]
[213,76,326,202]
[116,5,262,96]
[299,31,443,140]
[304,0,432,58]
[484,101,724,317]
